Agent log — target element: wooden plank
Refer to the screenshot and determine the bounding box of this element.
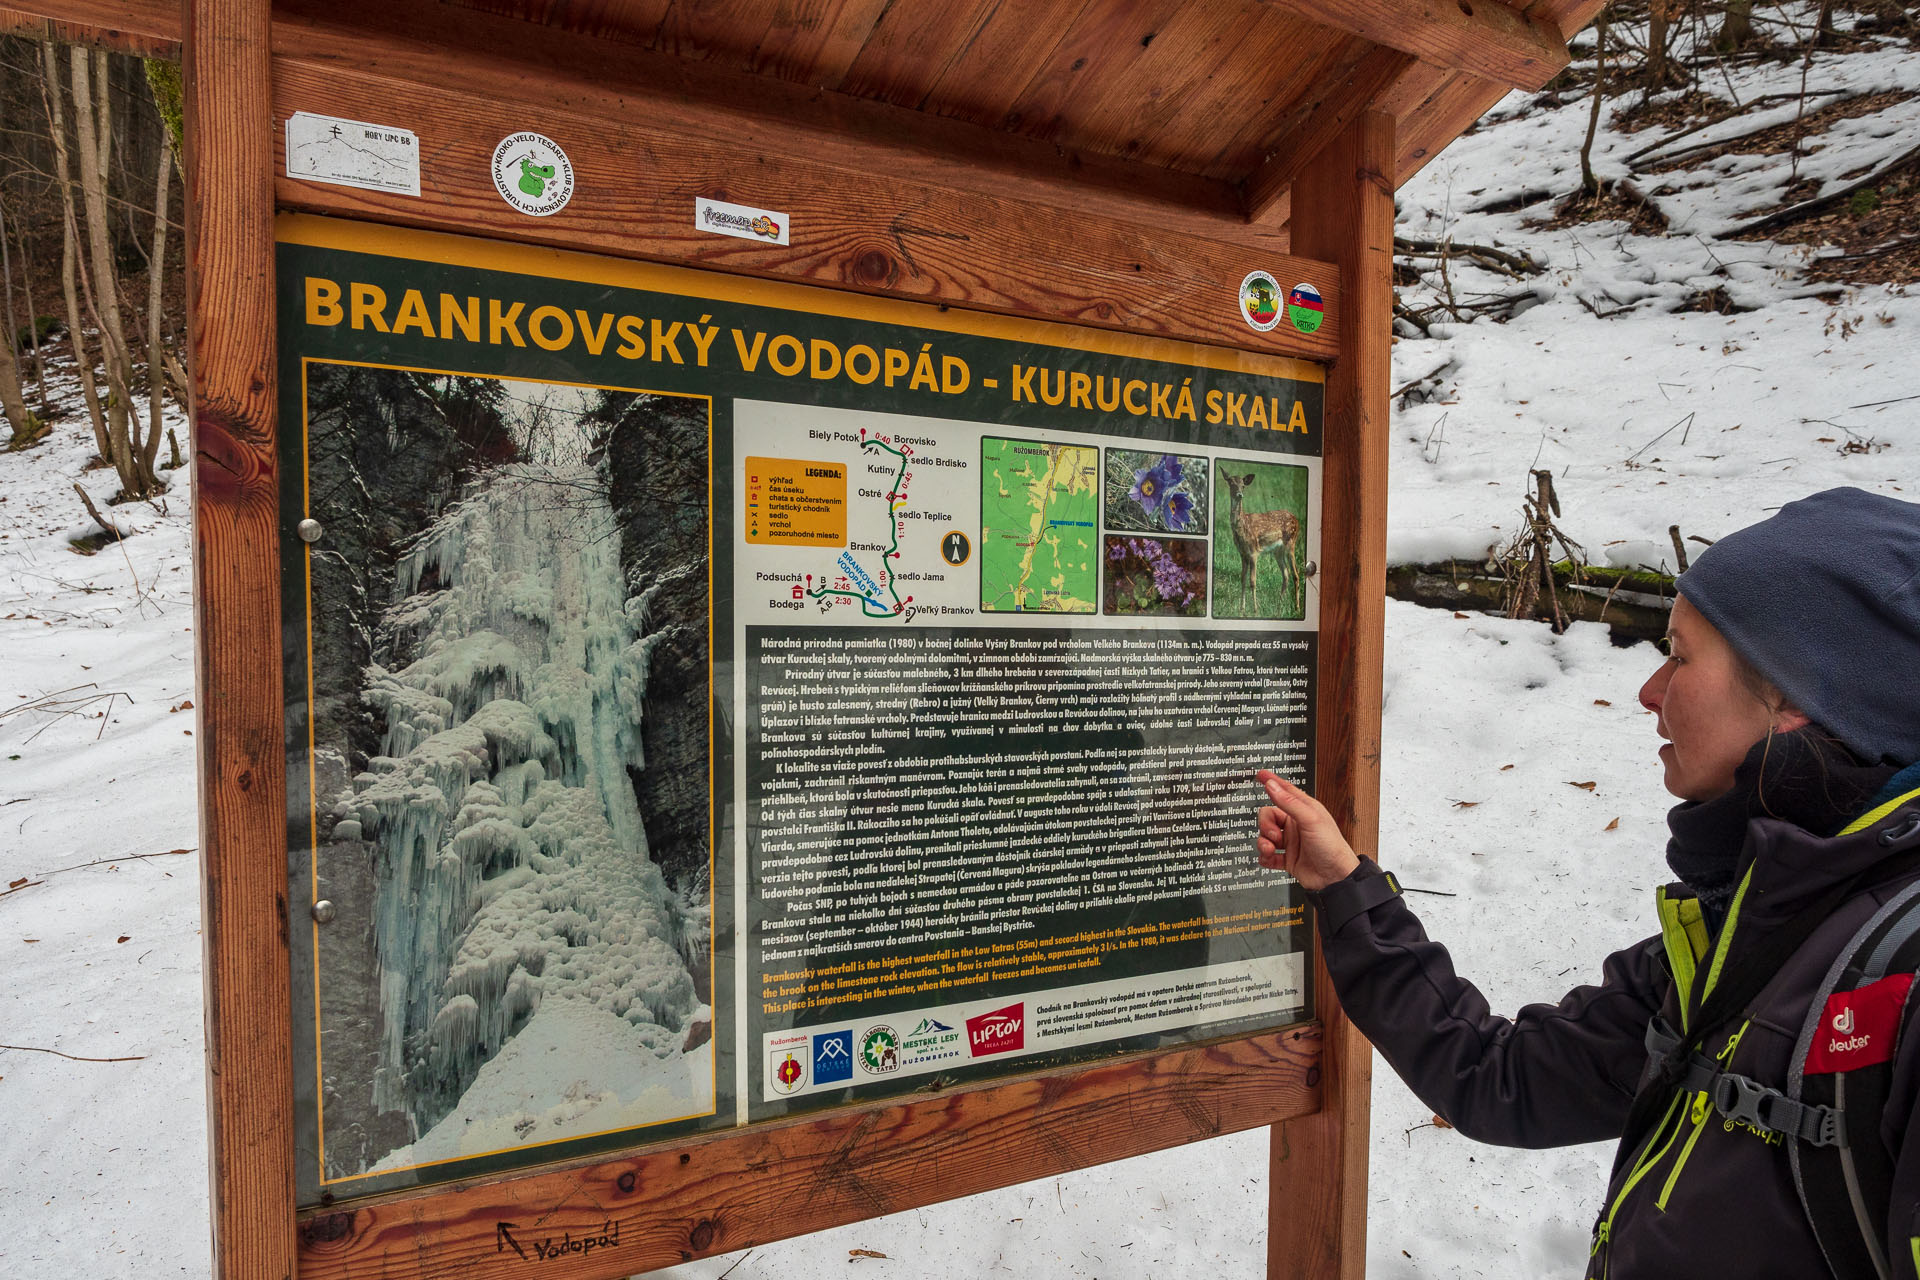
[914,0,1087,127]
[265,5,1336,358]
[834,0,998,107]
[1242,44,1414,222]
[999,0,1189,144]
[1056,1,1268,168]
[1395,72,1506,181]
[1160,6,1340,180]
[0,0,178,53]
[1255,0,1568,91]
[270,0,1254,243]
[1269,110,1393,1280]
[182,2,297,1280]
[296,1025,1322,1280]
[743,0,892,87]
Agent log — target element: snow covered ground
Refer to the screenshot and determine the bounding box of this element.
[4,14,1917,1275]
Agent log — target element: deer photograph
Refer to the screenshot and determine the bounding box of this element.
[1215,464,1307,620]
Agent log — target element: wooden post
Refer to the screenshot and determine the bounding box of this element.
[1267,110,1395,1280]
[183,1,297,1277]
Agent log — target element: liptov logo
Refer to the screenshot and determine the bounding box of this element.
[967,1004,1025,1056]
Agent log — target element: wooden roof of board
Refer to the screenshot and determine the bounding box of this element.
[7,0,1600,246]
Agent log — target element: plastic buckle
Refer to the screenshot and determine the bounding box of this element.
[1712,1072,1775,1132]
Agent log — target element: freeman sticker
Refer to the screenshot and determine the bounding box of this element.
[695,196,790,246]
[490,132,575,217]
[1239,270,1283,332]
[1286,282,1326,334]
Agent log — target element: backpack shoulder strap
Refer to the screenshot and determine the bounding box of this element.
[1788,873,1920,1280]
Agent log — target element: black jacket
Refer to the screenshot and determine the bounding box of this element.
[1311,778,1920,1278]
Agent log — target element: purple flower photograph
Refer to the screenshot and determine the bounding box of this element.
[1102,534,1209,617]
[1103,448,1210,535]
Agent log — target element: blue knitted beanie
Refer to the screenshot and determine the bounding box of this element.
[1677,487,1920,766]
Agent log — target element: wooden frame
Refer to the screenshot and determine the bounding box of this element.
[7,0,1588,1275]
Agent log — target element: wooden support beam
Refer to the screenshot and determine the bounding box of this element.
[1268,111,1394,1280]
[183,1,297,1279]
[1242,45,1414,224]
[297,1026,1323,1280]
[260,3,1342,359]
[0,0,179,54]
[1256,0,1568,91]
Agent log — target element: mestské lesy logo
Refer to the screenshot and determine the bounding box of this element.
[966,1004,1025,1057]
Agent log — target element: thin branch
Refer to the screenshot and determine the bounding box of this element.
[0,1043,146,1063]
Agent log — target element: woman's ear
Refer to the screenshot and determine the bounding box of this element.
[1774,704,1811,733]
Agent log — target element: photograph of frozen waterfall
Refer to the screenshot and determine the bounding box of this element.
[287,361,717,1197]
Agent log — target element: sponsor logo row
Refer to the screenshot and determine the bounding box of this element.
[769,1003,1026,1096]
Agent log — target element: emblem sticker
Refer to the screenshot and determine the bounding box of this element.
[1239,270,1282,332]
[860,1024,900,1074]
[767,1031,810,1096]
[490,132,574,217]
[966,1004,1025,1057]
[813,1030,854,1084]
[1286,282,1326,334]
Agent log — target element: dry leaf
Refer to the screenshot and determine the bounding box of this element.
[1451,800,1480,809]
[1605,817,1620,831]
[116,935,131,943]
[169,699,194,713]
[1500,764,1515,772]
[8,876,26,889]
[850,1249,889,1260]
[1568,780,1598,791]
[1453,611,1470,619]
[23,938,39,943]
[1432,1115,1453,1129]
[1593,699,1612,707]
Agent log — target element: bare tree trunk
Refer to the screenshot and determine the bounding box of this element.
[42,40,109,464]
[1718,0,1754,51]
[1647,0,1671,94]
[71,45,156,499]
[144,127,172,476]
[19,219,48,415]
[1581,9,1612,197]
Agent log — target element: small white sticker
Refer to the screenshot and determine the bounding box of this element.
[491,133,574,217]
[695,197,789,246]
[284,112,420,197]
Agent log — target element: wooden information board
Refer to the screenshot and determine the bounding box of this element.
[1,1,1588,1275]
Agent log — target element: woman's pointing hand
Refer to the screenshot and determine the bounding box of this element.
[1254,770,1361,891]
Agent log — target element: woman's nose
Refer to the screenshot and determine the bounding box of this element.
[1639,661,1671,713]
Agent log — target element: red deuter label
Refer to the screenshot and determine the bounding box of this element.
[1805,973,1915,1075]
[966,1004,1025,1057]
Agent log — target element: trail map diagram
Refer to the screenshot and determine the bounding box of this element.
[980,437,1097,613]
[284,114,420,196]
[807,428,915,618]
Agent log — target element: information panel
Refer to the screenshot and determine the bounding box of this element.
[277,216,1323,1208]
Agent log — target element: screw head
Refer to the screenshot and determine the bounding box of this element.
[311,899,337,924]
[297,519,324,544]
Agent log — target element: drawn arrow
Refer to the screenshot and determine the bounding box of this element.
[496,1222,526,1259]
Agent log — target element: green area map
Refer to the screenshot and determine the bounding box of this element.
[979,436,1098,613]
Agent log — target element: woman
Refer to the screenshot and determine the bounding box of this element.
[1256,487,1920,1278]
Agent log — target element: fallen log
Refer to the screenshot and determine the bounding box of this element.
[1386,559,1673,644]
